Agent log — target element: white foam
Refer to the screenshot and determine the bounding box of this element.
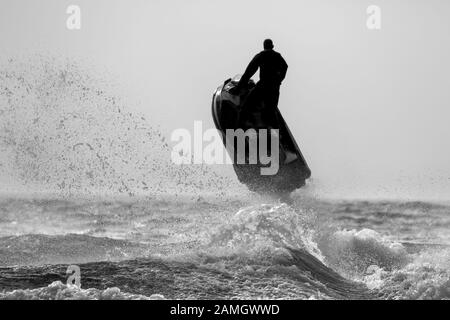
[0,281,164,300]
[319,228,409,277]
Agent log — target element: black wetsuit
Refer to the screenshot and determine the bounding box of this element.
[237,49,288,127]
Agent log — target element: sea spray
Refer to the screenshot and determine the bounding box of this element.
[207,203,323,262]
[0,56,241,198]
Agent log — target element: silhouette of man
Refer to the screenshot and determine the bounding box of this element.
[233,39,297,164]
[235,39,288,128]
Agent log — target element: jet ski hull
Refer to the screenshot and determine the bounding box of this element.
[211,76,311,194]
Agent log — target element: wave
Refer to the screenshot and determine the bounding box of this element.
[366,248,450,299]
[0,201,448,300]
[202,202,449,299]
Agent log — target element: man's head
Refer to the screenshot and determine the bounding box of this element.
[263,39,274,50]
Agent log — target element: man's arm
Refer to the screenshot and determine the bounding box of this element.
[279,54,288,83]
[237,54,260,88]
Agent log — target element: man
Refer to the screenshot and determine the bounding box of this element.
[231,39,296,164]
[234,39,288,128]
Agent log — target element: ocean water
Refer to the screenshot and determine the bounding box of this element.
[0,196,448,300]
[0,56,449,300]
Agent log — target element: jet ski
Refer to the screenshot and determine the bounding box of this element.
[212,75,311,194]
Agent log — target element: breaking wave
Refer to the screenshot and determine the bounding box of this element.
[0,201,448,300]
[202,202,449,299]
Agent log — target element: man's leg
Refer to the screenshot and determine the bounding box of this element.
[262,86,280,128]
[264,86,297,164]
[241,83,265,128]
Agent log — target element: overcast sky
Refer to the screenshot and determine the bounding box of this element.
[1,0,450,199]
